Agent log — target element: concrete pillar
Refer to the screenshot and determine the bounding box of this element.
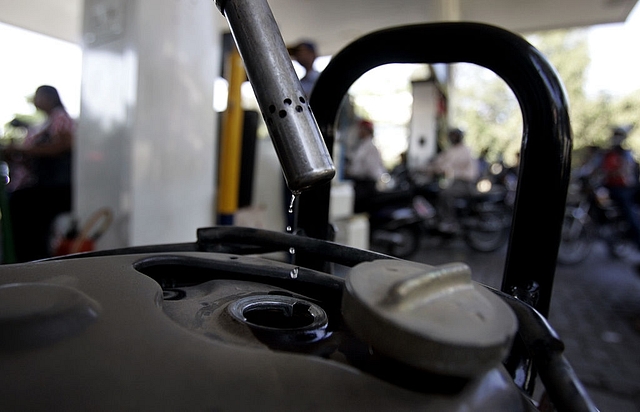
[408,80,441,171]
[77,0,220,249]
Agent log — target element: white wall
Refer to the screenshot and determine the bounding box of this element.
[77,0,220,248]
[244,136,286,232]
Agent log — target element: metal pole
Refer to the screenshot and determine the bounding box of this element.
[214,0,335,193]
[217,47,246,225]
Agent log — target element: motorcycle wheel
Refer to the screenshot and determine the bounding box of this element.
[604,221,634,259]
[464,211,509,253]
[378,225,422,259]
[608,240,634,259]
[557,214,594,265]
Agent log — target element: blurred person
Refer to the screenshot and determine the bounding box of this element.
[574,145,605,179]
[427,127,479,233]
[288,40,320,97]
[598,126,640,250]
[2,117,37,192]
[344,119,387,213]
[389,151,410,190]
[2,85,75,262]
[477,148,490,178]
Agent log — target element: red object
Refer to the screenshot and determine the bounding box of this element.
[52,207,113,256]
[359,119,374,134]
[54,238,95,256]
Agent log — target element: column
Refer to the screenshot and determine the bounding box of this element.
[77,0,221,248]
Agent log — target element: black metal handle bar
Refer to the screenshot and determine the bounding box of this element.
[491,288,598,412]
[50,226,395,268]
[298,22,573,318]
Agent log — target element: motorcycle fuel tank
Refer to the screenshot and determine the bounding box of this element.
[0,248,535,411]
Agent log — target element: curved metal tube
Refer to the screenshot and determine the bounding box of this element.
[298,22,572,318]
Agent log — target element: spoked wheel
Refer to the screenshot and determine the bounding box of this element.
[464,211,509,253]
[604,221,635,259]
[557,212,595,265]
[372,225,422,259]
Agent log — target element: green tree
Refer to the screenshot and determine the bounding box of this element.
[449,64,522,165]
[450,27,640,165]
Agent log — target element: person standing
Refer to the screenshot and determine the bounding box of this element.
[599,126,640,250]
[288,40,320,98]
[344,119,387,213]
[427,128,479,233]
[4,85,75,262]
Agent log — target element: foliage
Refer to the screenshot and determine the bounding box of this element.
[1,113,44,144]
[449,27,640,166]
[448,65,523,166]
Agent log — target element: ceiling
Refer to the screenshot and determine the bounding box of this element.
[0,0,638,56]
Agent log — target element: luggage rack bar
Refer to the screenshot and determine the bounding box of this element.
[297,22,572,319]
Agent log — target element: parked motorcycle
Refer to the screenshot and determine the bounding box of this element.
[367,189,432,259]
[478,160,518,211]
[557,175,637,265]
[368,169,511,258]
[416,180,512,252]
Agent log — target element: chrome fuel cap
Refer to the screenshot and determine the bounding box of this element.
[342,260,518,378]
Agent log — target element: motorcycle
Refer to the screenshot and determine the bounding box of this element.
[406,173,512,253]
[367,188,432,259]
[480,160,518,211]
[428,184,509,252]
[367,165,511,258]
[557,175,638,265]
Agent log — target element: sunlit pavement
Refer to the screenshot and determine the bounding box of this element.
[409,237,640,412]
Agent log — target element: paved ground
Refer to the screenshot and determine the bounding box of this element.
[409,237,640,412]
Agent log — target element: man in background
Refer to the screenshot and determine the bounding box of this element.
[344,119,387,213]
[427,128,479,233]
[288,40,320,97]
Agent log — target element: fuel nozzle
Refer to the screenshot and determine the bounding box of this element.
[214,0,335,193]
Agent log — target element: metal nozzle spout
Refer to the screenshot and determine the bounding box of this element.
[215,0,335,193]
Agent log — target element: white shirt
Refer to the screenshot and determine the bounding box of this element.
[430,143,479,182]
[300,69,320,97]
[345,137,386,181]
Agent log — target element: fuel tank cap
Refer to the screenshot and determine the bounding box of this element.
[342,260,518,378]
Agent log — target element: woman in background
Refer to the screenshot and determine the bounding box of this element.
[4,85,74,262]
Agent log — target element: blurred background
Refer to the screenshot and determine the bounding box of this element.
[1,0,638,251]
